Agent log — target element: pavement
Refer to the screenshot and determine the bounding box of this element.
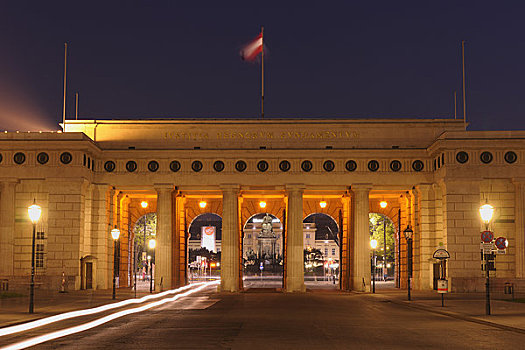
[1,280,525,335]
[0,281,155,328]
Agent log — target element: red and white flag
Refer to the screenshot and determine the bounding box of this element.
[240,32,263,61]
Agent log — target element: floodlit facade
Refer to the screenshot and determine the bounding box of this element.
[0,118,524,293]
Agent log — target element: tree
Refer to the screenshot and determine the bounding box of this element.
[369,213,395,262]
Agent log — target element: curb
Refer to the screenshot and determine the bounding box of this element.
[383,296,525,335]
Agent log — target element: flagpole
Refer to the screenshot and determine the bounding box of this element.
[461,40,466,128]
[75,92,79,120]
[261,26,264,119]
[454,90,457,119]
[62,42,68,131]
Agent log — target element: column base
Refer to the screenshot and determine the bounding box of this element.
[353,277,371,292]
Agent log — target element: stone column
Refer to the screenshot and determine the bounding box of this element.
[220,184,240,292]
[0,180,17,278]
[285,184,306,292]
[92,184,110,290]
[415,184,435,290]
[514,179,525,278]
[155,184,174,292]
[351,184,372,292]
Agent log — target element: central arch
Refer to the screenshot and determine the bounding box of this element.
[242,213,283,289]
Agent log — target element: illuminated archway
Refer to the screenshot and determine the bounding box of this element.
[187,213,222,282]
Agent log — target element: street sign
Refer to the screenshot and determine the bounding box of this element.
[437,279,448,293]
[482,243,493,255]
[481,230,494,243]
[495,237,507,250]
[433,249,450,260]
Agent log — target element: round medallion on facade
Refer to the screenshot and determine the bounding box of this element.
[60,152,72,164]
[367,160,379,172]
[37,152,49,165]
[257,160,269,172]
[412,160,424,172]
[323,160,335,172]
[301,160,313,172]
[504,151,517,164]
[148,160,159,172]
[480,151,493,164]
[191,160,203,172]
[213,160,225,172]
[235,160,247,172]
[126,160,137,172]
[13,152,26,165]
[170,160,181,172]
[390,160,402,172]
[104,160,116,172]
[456,151,469,164]
[279,160,291,172]
[345,160,357,172]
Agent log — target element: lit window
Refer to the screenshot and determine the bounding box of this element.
[324,248,328,256]
[332,248,336,255]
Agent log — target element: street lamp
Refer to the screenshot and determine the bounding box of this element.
[404,225,413,301]
[370,239,378,293]
[27,200,42,314]
[111,226,120,300]
[148,239,156,293]
[480,202,494,315]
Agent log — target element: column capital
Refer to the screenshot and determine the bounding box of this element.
[350,183,373,192]
[0,178,19,185]
[285,184,305,192]
[220,183,240,192]
[154,183,175,192]
[512,178,525,185]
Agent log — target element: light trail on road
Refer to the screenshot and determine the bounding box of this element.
[0,281,218,350]
[0,282,210,338]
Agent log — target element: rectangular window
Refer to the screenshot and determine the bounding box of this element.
[36,231,45,240]
[332,248,336,255]
[324,248,328,256]
[306,234,310,239]
[36,244,45,268]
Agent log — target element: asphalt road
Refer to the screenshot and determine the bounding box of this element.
[4,285,525,349]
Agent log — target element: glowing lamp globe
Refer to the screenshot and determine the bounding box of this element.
[259,201,267,208]
[479,203,494,224]
[370,239,378,250]
[380,201,387,209]
[111,227,120,240]
[199,201,207,209]
[141,201,148,209]
[28,203,42,224]
[319,201,327,208]
[149,239,156,249]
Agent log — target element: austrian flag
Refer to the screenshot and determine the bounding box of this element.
[240,32,263,61]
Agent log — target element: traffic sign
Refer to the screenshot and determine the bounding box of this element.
[433,249,450,260]
[481,230,494,243]
[437,279,448,293]
[495,237,507,250]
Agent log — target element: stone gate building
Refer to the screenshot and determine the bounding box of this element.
[0,118,524,293]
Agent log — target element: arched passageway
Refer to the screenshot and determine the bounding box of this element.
[369,213,396,290]
[303,213,340,289]
[187,213,222,282]
[242,213,283,289]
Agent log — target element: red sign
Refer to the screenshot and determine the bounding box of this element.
[481,230,494,243]
[495,237,507,250]
[203,226,215,235]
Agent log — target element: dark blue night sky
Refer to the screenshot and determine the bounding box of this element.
[1,1,524,131]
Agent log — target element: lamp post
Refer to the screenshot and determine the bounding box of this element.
[28,200,42,314]
[404,225,413,301]
[148,239,156,293]
[370,239,378,293]
[480,202,494,315]
[141,201,148,276]
[111,226,120,300]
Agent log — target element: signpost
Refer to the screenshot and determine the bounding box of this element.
[433,248,450,307]
[479,231,508,315]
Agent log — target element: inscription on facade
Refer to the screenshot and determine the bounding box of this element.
[164,130,360,141]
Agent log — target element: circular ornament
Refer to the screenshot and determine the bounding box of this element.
[213,160,225,172]
[367,160,379,172]
[60,152,72,164]
[126,160,137,172]
[104,161,116,172]
[390,160,402,172]
[170,160,181,172]
[456,151,469,164]
[13,152,26,165]
[235,160,247,172]
[279,160,291,172]
[148,160,159,172]
[345,160,357,172]
[37,152,49,165]
[257,160,269,172]
[301,160,313,172]
[323,160,335,172]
